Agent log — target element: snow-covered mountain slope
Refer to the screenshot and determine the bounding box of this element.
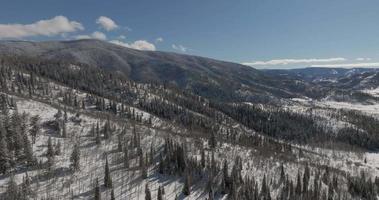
[1,54,379,199]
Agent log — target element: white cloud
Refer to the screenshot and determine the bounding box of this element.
[356,57,371,61]
[118,35,126,39]
[242,57,346,66]
[172,44,188,52]
[311,62,379,68]
[155,37,163,43]
[0,16,83,39]
[75,31,107,40]
[96,16,118,31]
[110,40,156,51]
[91,31,107,40]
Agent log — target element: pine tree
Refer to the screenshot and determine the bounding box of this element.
[123,146,129,168]
[0,136,10,174]
[158,154,164,174]
[141,153,147,179]
[23,134,35,166]
[280,163,285,183]
[95,122,101,145]
[145,183,152,200]
[103,118,110,140]
[201,146,205,168]
[47,153,55,171]
[157,186,163,200]
[70,144,80,171]
[182,172,191,196]
[46,137,55,170]
[118,134,122,152]
[110,188,115,200]
[149,143,154,164]
[82,100,85,110]
[104,157,113,188]
[64,107,68,122]
[222,160,230,194]
[55,140,61,155]
[29,115,40,144]
[208,131,216,149]
[94,178,101,200]
[62,121,67,138]
[295,170,302,196]
[327,187,334,200]
[261,174,269,200]
[47,136,54,157]
[5,174,19,200]
[20,172,32,199]
[90,123,95,137]
[303,163,310,193]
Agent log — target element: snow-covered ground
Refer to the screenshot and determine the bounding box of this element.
[362,87,379,98]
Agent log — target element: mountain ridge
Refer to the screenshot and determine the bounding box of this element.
[0,39,316,101]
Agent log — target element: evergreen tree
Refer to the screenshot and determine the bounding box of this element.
[47,136,54,157]
[328,187,334,200]
[222,160,230,194]
[303,164,310,193]
[104,157,113,188]
[145,183,152,200]
[90,123,95,137]
[208,131,216,149]
[29,115,40,144]
[55,140,61,155]
[5,174,19,200]
[141,153,147,179]
[94,178,101,200]
[182,172,191,196]
[123,146,129,168]
[103,118,110,140]
[62,121,67,138]
[46,137,55,170]
[64,107,68,122]
[70,144,80,171]
[0,136,10,174]
[21,172,32,199]
[110,188,115,200]
[95,122,101,145]
[295,170,302,196]
[157,186,163,200]
[23,134,35,166]
[117,134,122,152]
[280,163,285,183]
[261,174,269,200]
[201,147,205,168]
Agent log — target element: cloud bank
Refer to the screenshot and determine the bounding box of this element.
[172,44,188,52]
[110,40,156,51]
[242,58,346,66]
[96,16,118,31]
[0,16,83,39]
[75,31,107,40]
[311,62,379,68]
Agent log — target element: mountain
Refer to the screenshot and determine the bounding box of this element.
[0,40,379,199]
[264,67,379,100]
[263,67,379,83]
[0,39,319,101]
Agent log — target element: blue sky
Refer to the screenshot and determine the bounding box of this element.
[1,0,379,69]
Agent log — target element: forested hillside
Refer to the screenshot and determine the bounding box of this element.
[0,48,379,200]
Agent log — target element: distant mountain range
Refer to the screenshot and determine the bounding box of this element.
[264,67,379,90]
